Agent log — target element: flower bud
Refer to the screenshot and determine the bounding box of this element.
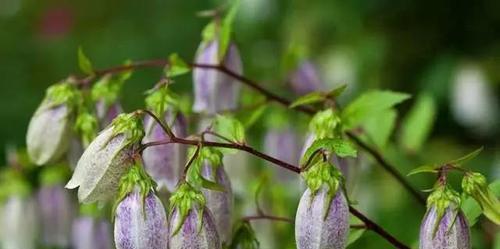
[92,73,129,128]
[0,196,39,249]
[27,82,80,165]
[462,172,500,224]
[289,60,324,96]
[97,101,124,128]
[142,112,187,192]
[37,184,74,248]
[72,217,114,249]
[193,40,243,114]
[168,183,221,249]
[66,112,145,203]
[199,151,233,243]
[420,186,470,249]
[296,162,349,249]
[114,189,168,249]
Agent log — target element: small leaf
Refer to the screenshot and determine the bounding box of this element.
[326,84,348,98]
[399,93,436,152]
[200,176,225,192]
[78,46,94,75]
[407,165,439,176]
[242,105,267,128]
[449,147,483,166]
[462,197,482,226]
[362,109,397,148]
[289,92,325,108]
[342,90,410,129]
[218,0,240,60]
[347,227,365,247]
[213,115,246,144]
[301,138,357,165]
[166,53,191,77]
[202,21,216,42]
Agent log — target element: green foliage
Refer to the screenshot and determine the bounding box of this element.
[91,64,132,105]
[341,90,410,130]
[361,109,396,148]
[408,147,484,176]
[347,226,365,247]
[289,92,325,108]
[229,221,260,249]
[218,0,240,60]
[213,115,246,144]
[399,93,436,152]
[78,46,94,75]
[462,173,500,224]
[449,147,483,166]
[39,164,69,186]
[110,112,145,145]
[166,53,191,77]
[145,83,180,118]
[309,109,342,139]
[169,183,206,235]
[186,147,226,192]
[74,110,98,147]
[301,138,357,166]
[462,180,500,225]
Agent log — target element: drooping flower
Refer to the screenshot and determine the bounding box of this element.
[37,184,74,248]
[264,126,300,183]
[289,60,324,96]
[66,112,144,203]
[72,217,114,249]
[295,161,349,249]
[113,162,168,249]
[0,196,39,249]
[26,82,80,165]
[168,183,221,249]
[193,40,243,114]
[92,72,131,128]
[419,185,471,249]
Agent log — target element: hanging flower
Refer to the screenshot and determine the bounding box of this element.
[289,60,324,96]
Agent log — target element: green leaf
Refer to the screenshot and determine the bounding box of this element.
[218,0,240,60]
[166,53,191,77]
[407,165,439,176]
[347,226,365,247]
[200,176,225,192]
[202,21,216,42]
[494,231,500,249]
[213,115,246,144]
[242,105,267,128]
[362,109,396,148]
[78,46,94,75]
[289,92,325,108]
[399,93,436,152]
[326,84,348,98]
[301,138,357,165]
[342,90,410,129]
[462,197,482,226]
[462,180,500,226]
[448,147,483,166]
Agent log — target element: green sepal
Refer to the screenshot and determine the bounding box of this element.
[91,70,130,107]
[303,161,344,220]
[300,138,357,166]
[109,112,145,146]
[228,220,260,249]
[186,147,226,192]
[426,184,461,237]
[43,82,82,111]
[462,172,500,224]
[449,147,483,167]
[169,182,206,236]
[309,109,342,139]
[112,161,156,220]
[407,165,439,176]
[78,46,94,75]
[74,110,98,148]
[145,83,180,118]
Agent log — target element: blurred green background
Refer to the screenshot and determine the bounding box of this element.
[0,0,499,248]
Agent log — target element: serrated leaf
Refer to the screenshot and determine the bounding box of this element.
[407,165,439,176]
[399,93,436,152]
[342,90,410,129]
[289,92,325,108]
[218,0,240,60]
[326,84,348,98]
[347,227,365,247]
[362,109,397,148]
[448,147,483,166]
[166,53,190,77]
[213,115,245,144]
[301,138,357,165]
[78,46,94,75]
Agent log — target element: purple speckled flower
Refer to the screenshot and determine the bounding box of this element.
[169,206,221,249]
[37,184,74,248]
[289,60,324,96]
[295,186,349,249]
[142,113,187,192]
[96,101,123,128]
[114,189,168,249]
[193,40,243,114]
[72,217,114,249]
[419,207,471,249]
[264,127,301,183]
[200,162,233,243]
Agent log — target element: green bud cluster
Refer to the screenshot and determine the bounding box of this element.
[169,182,206,235]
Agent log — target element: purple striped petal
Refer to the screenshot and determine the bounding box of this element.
[37,185,74,247]
[193,40,243,114]
[419,207,471,249]
[295,187,349,249]
[114,190,168,249]
[289,60,324,96]
[96,101,123,128]
[142,113,187,192]
[264,127,301,183]
[201,162,233,243]
[169,206,221,249]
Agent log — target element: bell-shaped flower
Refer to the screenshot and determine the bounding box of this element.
[26,82,80,165]
[419,185,471,249]
[168,183,221,249]
[66,112,145,203]
[264,126,301,183]
[113,162,168,249]
[193,40,243,114]
[295,161,349,249]
[289,60,324,96]
[37,183,74,248]
[72,217,114,249]
[0,196,39,249]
